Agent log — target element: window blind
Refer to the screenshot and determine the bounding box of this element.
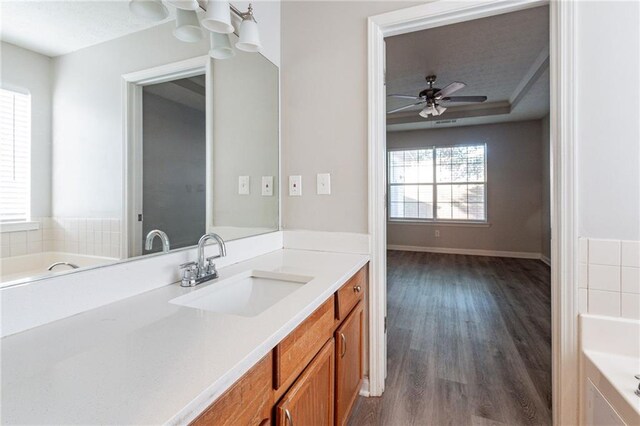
[0,88,31,223]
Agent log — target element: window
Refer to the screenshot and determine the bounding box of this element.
[0,88,31,223]
[388,144,486,222]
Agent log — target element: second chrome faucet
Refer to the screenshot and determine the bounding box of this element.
[179,233,227,287]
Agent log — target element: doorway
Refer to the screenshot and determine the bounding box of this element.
[140,76,206,254]
[365,1,578,424]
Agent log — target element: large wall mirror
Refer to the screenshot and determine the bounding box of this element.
[0,1,279,287]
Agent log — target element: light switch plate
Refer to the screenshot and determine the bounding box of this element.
[317,173,331,195]
[238,176,250,195]
[262,176,274,196]
[289,175,302,196]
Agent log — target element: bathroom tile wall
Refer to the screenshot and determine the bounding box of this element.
[579,237,640,319]
[0,217,121,259]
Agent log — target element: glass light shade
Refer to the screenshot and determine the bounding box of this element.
[166,0,199,10]
[202,0,234,33]
[236,18,261,53]
[435,104,447,115]
[209,33,235,59]
[129,0,169,21]
[174,9,203,42]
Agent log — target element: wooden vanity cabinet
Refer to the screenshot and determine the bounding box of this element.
[275,339,335,426]
[192,263,368,426]
[334,301,364,426]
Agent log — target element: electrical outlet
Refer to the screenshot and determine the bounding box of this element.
[435,230,440,238]
[289,175,302,196]
[238,176,250,195]
[317,173,331,195]
[262,176,273,196]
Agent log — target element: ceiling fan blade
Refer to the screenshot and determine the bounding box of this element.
[387,101,426,114]
[441,96,488,103]
[435,82,466,99]
[387,94,421,100]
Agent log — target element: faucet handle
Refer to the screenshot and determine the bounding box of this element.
[180,261,198,287]
[205,256,219,277]
[180,261,197,270]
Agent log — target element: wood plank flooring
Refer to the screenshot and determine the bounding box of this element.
[349,251,552,426]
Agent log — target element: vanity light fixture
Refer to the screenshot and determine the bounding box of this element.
[235,4,261,53]
[128,0,169,21]
[174,8,203,42]
[202,0,234,34]
[209,33,235,59]
[129,0,261,59]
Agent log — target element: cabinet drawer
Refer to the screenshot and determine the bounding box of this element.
[336,265,367,320]
[274,297,335,397]
[192,352,273,426]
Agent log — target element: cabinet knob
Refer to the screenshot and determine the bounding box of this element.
[353,285,362,293]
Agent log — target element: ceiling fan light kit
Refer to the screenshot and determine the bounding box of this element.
[129,0,262,59]
[388,75,488,118]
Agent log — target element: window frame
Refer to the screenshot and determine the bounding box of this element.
[387,143,488,224]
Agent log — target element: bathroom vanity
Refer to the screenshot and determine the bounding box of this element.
[1,249,369,425]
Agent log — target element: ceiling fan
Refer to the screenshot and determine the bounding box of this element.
[387,75,487,118]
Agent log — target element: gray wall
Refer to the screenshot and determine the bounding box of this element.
[211,51,279,230]
[387,120,544,254]
[541,115,550,259]
[142,92,206,252]
[1,42,51,218]
[281,1,421,233]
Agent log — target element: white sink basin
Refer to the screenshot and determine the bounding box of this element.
[169,270,313,317]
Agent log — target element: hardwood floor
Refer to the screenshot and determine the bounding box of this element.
[349,251,552,426]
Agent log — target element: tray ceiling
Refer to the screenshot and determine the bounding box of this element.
[385,6,550,131]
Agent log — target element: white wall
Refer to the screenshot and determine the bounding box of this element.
[387,120,544,254]
[281,1,421,233]
[0,42,51,218]
[211,50,279,230]
[51,3,281,219]
[576,1,640,241]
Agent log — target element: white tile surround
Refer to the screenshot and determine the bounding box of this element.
[0,217,121,259]
[579,238,640,319]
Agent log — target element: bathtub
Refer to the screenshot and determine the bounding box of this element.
[0,252,119,287]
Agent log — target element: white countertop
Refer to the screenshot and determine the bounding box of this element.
[1,249,369,425]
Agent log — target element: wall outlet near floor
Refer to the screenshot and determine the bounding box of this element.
[435,230,440,238]
[261,176,274,196]
[238,176,250,195]
[316,173,331,195]
[289,175,302,196]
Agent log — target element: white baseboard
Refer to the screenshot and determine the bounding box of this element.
[359,377,370,397]
[540,255,551,266]
[387,244,542,260]
[283,230,370,254]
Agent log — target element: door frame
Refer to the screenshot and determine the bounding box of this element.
[367,1,578,424]
[121,56,212,258]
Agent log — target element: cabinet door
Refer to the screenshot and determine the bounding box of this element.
[335,301,364,426]
[276,339,335,426]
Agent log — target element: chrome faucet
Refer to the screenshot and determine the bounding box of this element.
[145,229,170,253]
[179,233,226,287]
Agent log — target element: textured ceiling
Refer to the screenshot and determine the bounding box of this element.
[1,1,175,57]
[385,5,549,130]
